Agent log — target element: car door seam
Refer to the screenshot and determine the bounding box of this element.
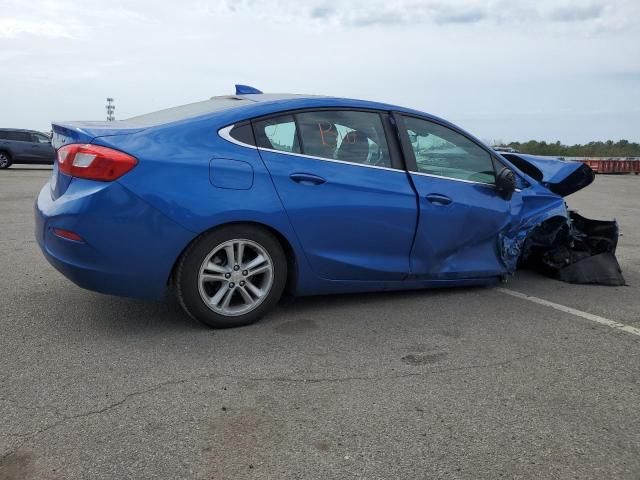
[252,147,318,279]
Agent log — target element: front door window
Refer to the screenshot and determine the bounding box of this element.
[402,116,495,184]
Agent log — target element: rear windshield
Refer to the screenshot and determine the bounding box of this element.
[124,96,252,126]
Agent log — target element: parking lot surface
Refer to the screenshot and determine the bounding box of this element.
[1,167,639,479]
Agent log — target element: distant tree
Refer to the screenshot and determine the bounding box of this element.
[499,139,640,157]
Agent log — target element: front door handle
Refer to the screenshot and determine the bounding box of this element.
[426,193,452,206]
[289,173,326,185]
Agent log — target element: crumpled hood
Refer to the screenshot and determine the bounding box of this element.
[499,153,595,197]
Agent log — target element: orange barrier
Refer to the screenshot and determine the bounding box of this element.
[564,157,640,174]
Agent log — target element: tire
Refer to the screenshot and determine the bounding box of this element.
[175,225,287,328]
[0,151,11,169]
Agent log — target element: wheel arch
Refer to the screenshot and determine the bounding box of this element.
[168,220,299,298]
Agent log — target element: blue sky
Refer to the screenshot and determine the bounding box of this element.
[0,0,638,144]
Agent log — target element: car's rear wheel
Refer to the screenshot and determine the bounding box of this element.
[175,225,287,328]
[0,152,12,169]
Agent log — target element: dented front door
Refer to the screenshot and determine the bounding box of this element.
[396,114,513,279]
[409,174,512,279]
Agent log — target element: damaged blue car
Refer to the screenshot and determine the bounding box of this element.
[35,86,623,328]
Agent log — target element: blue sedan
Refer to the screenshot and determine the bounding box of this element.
[35,85,617,328]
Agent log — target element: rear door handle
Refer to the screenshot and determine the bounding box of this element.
[426,193,452,206]
[289,173,326,185]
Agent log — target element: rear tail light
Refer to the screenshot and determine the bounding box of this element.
[57,144,137,181]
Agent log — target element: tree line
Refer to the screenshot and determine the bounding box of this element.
[495,140,640,157]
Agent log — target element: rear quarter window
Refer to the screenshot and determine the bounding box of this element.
[228,123,255,146]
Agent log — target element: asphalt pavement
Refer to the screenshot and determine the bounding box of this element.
[1,167,639,479]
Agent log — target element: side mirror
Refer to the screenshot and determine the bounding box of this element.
[496,167,516,200]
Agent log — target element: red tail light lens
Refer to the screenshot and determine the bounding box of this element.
[52,228,83,242]
[57,144,137,181]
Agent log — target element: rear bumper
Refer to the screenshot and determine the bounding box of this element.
[35,179,195,300]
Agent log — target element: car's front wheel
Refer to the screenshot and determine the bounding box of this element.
[175,225,287,328]
[0,152,12,169]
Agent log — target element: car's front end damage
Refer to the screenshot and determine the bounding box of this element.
[497,153,625,286]
[521,211,624,285]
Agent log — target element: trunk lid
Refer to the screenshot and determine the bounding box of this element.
[51,121,145,148]
[500,153,595,197]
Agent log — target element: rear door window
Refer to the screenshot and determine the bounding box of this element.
[295,111,391,168]
[253,115,300,153]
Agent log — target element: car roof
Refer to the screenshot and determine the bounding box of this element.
[124,91,453,130]
[75,86,482,147]
[0,128,45,133]
[54,85,490,153]
[233,92,426,115]
[235,93,326,103]
[219,93,467,137]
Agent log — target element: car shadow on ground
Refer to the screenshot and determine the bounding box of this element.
[54,291,207,337]
[51,284,491,338]
[53,267,637,338]
[273,284,489,317]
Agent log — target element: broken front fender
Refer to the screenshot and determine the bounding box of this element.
[499,188,568,273]
[521,212,625,286]
[498,183,624,286]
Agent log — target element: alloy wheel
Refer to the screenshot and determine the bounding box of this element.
[197,239,274,316]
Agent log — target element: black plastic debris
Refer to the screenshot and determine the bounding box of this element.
[521,211,626,286]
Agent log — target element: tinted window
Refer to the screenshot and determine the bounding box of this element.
[253,115,300,153]
[3,131,30,142]
[402,116,495,184]
[228,123,255,146]
[32,133,51,143]
[295,111,391,167]
[0,131,7,140]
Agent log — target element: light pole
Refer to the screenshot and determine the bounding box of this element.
[106,98,115,121]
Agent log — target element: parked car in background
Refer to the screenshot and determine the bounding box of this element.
[0,128,56,168]
[492,146,519,153]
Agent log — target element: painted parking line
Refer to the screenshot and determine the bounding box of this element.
[496,288,640,338]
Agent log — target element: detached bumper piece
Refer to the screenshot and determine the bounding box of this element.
[521,212,625,286]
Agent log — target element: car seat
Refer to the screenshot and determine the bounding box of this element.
[336,130,370,164]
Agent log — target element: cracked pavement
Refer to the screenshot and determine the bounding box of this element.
[1,168,639,479]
